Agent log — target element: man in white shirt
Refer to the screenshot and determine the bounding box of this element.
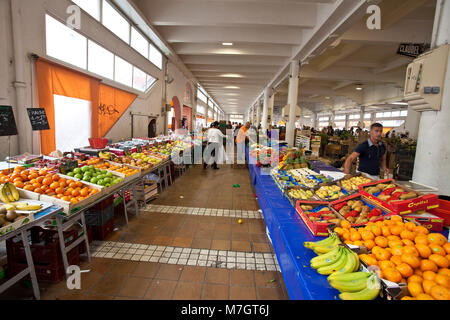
[204,122,225,170]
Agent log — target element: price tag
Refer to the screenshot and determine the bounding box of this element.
[136,145,142,153]
[0,106,18,136]
[27,108,50,131]
[123,147,131,156]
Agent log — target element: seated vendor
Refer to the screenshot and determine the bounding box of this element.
[344,123,389,180]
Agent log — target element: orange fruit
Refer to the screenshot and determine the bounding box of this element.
[379,260,396,271]
[381,226,391,237]
[340,220,351,229]
[408,275,423,283]
[374,248,391,261]
[71,189,80,197]
[375,236,388,248]
[75,181,83,188]
[389,240,403,249]
[420,259,438,272]
[390,215,403,222]
[334,227,344,236]
[414,225,429,235]
[70,198,78,205]
[414,235,429,245]
[430,285,450,300]
[69,182,77,189]
[391,245,404,256]
[49,182,59,190]
[342,232,350,240]
[396,263,414,278]
[427,233,447,247]
[416,244,432,258]
[416,293,434,300]
[405,221,416,231]
[401,296,415,300]
[400,230,415,241]
[344,240,354,245]
[429,254,450,268]
[42,177,52,186]
[407,281,424,297]
[360,230,374,241]
[51,174,60,182]
[387,235,401,241]
[360,255,378,266]
[401,254,421,269]
[423,271,437,281]
[443,243,450,255]
[384,267,402,283]
[353,240,364,246]
[364,240,376,250]
[13,181,24,189]
[61,196,71,202]
[439,268,450,277]
[422,279,437,294]
[434,274,450,288]
[403,246,419,257]
[370,225,382,236]
[349,228,358,234]
[59,180,67,188]
[429,244,446,257]
[401,239,415,247]
[350,232,361,241]
[23,185,34,191]
[391,255,403,266]
[33,188,44,194]
[415,269,424,276]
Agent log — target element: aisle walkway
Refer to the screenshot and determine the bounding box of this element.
[1,164,289,300]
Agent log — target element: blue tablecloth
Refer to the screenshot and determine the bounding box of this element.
[246,145,339,300]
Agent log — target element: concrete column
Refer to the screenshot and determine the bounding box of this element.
[404,107,420,139]
[286,60,300,146]
[261,87,270,132]
[269,92,275,125]
[413,0,450,195]
[313,112,318,129]
[358,106,365,129]
[330,110,336,128]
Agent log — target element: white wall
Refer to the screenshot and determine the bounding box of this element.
[0,0,194,159]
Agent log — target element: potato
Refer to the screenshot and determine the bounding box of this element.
[378,194,391,201]
[351,201,363,209]
[400,192,417,200]
[347,200,355,207]
[328,219,340,224]
[353,206,362,213]
[361,206,370,213]
[347,216,356,223]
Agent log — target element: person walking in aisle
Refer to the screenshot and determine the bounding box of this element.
[204,121,225,170]
[344,123,389,180]
[235,122,252,166]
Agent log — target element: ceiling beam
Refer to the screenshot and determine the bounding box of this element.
[157,26,304,45]
[180,55,287,66]
[170,43,293,57]
[186,64,280,73]
[372,56,413,74]
[314,42,363,71]
[332,80,354,90]
[381,0,429,29]
[134,0,317,27]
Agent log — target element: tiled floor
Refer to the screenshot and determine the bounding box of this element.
[0,164,289,300]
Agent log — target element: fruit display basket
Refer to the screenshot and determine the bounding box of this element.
[314,183,350,201]
[359,179,439,215]
[337,173,374,194]
[93,161,141,183]
[285,186,318,207]
[330,193,393,227]
[296,201,341,237]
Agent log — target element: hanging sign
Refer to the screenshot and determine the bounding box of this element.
[27,108,50,131]
[0,106,18,136]
[397,43,429,58]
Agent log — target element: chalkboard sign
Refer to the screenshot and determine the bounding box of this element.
[27,108,50,131]
[0,106,18,137]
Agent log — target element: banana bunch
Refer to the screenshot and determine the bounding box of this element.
[288,189,314,200]
[3,202,42,211]
[0,183,20,203]
[99,151,112,160]
[310,246,359,275]
[328,272,381,300]
[304,233,342,255]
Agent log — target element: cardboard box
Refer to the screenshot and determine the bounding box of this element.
[330,193,393,227]
[358,179,439,215]
[403,211,444,232]
[295,200,338,237]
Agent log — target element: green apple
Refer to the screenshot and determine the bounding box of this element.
[73,168,81,174]
[97,179,104,186]
[74,174,82,179]
[90,177,98,184]
[67,172,75,177]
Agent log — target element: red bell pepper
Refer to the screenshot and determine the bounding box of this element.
[333,202,347,211]
[368,208,383,218]
[318,210,333,215]
[322,216,335,221]
[344,210,359,219]
[308,212,322,218]
[380,187,396,196]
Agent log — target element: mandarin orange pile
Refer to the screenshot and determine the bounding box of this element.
[82,158,103,166]
[0,166,99,205]
[334,216,450,300]
[94,162,139,177]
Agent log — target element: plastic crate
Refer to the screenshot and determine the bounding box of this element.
[89,195,114,211]
[88,138,108,149]
[85,203,114,227]
[92,218,115,241]
[7,247,79,284]
[6,227,78,266]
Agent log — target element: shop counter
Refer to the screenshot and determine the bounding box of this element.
[246,146,339,300]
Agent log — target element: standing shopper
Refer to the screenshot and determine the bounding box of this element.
[344,123,389,180]
[236,122,251,165]
[204,122,225,170]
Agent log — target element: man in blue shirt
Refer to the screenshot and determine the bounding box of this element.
[344,123,389,180]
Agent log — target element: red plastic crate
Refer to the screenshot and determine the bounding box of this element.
[88,138,108,149]
[6,227,78,266]
[429,199,450,227]
[7,247,80,283]
[91,218,115,241]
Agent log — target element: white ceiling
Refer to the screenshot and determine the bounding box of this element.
[131,0,436,115]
